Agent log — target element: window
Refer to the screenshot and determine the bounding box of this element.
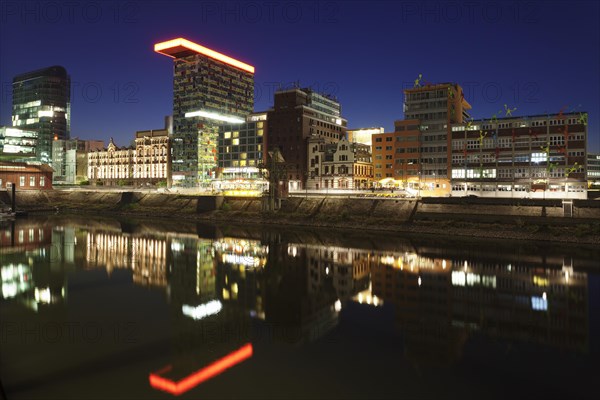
[385,137,393,142]
[385,146,392,151]
[531,152,547,163]
[375,137,382,142]
[452,169,466,178]
[30,176,35,186]
[19,176,25,187]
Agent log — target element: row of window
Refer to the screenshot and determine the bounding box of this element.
[0,176,45,188]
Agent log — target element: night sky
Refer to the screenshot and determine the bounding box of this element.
[0,0,598,151]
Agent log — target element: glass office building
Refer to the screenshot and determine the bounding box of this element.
[155,38,254,187]
[0,126,38,161]
[12,66,71,164]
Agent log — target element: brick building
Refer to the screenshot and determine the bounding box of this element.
[267,88,347,190]
[0,162,53,190]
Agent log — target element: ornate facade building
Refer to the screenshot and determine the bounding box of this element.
[87,129,171,186]
[306,137,373,190]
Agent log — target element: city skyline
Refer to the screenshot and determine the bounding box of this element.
[0,1,599,152]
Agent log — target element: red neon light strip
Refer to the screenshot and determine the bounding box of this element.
[149,343,253,396]
[154,38,255,74]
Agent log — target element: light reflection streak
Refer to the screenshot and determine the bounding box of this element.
[149,343,253,396]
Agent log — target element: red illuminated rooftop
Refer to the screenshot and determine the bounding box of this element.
[154,38,255,74]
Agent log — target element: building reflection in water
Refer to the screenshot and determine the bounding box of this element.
[370,251,589,366]
[1,221,64,311]
[0,218,592,393]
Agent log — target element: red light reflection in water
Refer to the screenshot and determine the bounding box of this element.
[149,343,253,396]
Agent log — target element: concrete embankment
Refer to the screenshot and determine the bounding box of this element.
[7,190,600,244]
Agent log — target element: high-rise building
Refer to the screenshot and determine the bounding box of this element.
[267,88,347,190]
[403,83,471,194]
[154,38,255,187]
[12,66,71,164]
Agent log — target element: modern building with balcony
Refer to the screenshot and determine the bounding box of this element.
[154,38,255,187]
[450,112,588,198]
[12,66,71,164]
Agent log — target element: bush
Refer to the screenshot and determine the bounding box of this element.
[221,202,232,211]
[79,180,90,186]
[157,180,167,188]
[117,179,127,187]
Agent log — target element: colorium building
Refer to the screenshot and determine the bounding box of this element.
[155,38,254,187]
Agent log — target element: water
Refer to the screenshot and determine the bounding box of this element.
[1,215,598,399]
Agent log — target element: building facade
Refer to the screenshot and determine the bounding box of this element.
[217,112,267,170]
[402,83,471,195]
[588,153,600,191]
[132,128,171,185]
[267,88,347,190]
[52,139,104,184]
[371,120,448,195]
[0,162,53,191]
[306,137,373,189]
[0,127,37,161]
[155,38,254,187]
[87,139,132,184]
[12,66,71,164]
[88,129,170,186]
[450,112,588,198]
[347,127,384,147]
[214,112,268,193]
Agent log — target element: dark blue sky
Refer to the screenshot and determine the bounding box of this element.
[1,0,598,151]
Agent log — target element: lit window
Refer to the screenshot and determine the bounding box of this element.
[30,176,35,186]
[19,176,25,186]
[531,152,547,163]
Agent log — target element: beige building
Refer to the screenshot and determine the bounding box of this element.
[307,137,373,190]
[88,128,171,186]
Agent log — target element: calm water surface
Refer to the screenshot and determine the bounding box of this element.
[1,215,598,399]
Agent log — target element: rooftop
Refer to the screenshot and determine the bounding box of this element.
[154,38,254,73]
